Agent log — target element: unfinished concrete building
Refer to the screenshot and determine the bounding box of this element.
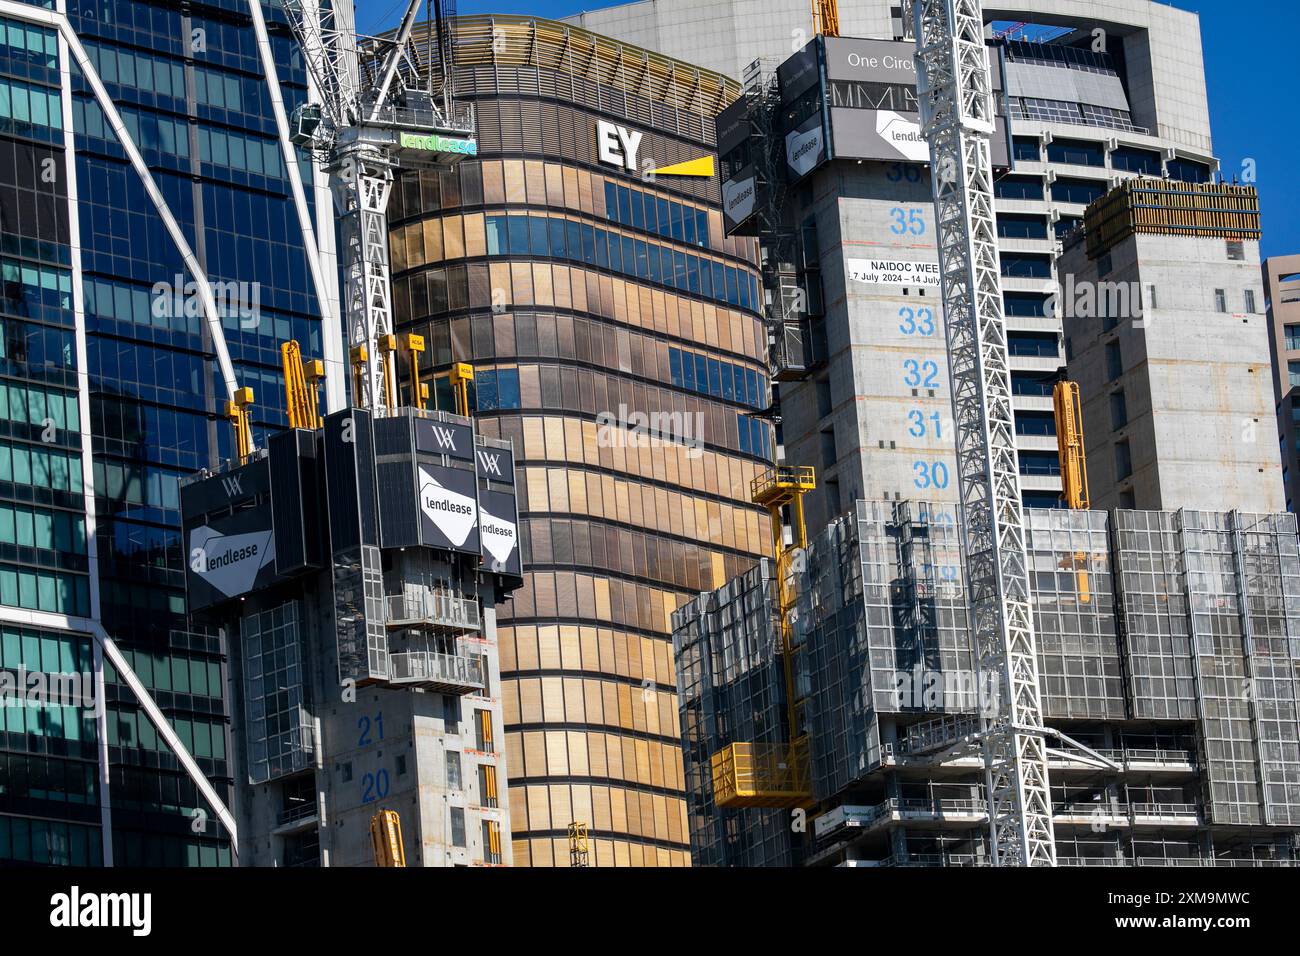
[674,500,1300,866]
[1060,179,1283,512]
[1264,255,1300,512]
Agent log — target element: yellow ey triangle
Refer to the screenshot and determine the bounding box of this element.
[651,155,715,178]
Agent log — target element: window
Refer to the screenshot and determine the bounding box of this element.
[996,214,1048,239]
[994,176,1043,201]
[1007,331,1059,357]
[1226,241,1245,261]
[479,763,499,808]
[446,751,462,790]
[816,378,832,418]
[1166,157,1210,183]
[1244,289,1257,314]
[450,807,466,847]
[1290,362,1300,389]
[1110,390,1128,429]
[1285,326,1300,352]
[1047,139,1105,167]
[1019,451,1062,476]
[1012,137,1041,162]
[1000,254,1052,279]
[1214,289,1227,313]
[1051,178,1107,206]
[1004,293,1049,317]
[482,820,502,864]
[1106,341,1123,380]
[1015,411,1056,436]
[1114,440,1133,480]
[474,709,494,752]
[1111,146,1162,176]
[820,429,837,468]
[1054,216,1083,239]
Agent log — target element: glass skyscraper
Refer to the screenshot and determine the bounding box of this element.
[387,15,773,865]
[0,0,332,866]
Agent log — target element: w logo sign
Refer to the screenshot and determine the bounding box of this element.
[477,451,503,477]
[222,475,243,498]
[430,426,459,451]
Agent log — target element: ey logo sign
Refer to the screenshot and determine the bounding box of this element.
[596,120,714,178]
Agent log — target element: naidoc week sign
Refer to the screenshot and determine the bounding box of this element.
[847,257,941,288]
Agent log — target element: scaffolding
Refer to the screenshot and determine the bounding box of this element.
[674,502,1300,866]
[1084,179,1262,259]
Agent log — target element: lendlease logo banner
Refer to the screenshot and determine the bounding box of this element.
[188,525,276,599]
[418,466,479,552]
[875,111,929,162]
[722,173,757,229]
[400,131,478,155]
[785,116,825,180]
[479,501,518,566]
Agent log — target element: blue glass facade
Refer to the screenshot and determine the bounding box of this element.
[0,0,326,867]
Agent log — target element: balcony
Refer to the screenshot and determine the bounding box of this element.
[273,800,319,836]
[388,647,484,693]
[386,588,481,633]
[1123,748,1196,773]
[1130,802,1200,826]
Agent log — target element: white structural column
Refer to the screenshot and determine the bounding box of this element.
[244,0,347,411]
[53,0,112,863]
[910,0,1055,865]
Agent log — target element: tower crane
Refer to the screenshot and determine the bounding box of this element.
[281,0,475,413]
[902,0,1057,865]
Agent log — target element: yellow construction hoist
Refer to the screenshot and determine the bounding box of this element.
[370,808,406,867]
[226,386,256,463]
[281,340,324,430]
[710,464,816,809]
[1053,380,1092,603]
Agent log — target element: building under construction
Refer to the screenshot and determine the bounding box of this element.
[674,499,1300,866]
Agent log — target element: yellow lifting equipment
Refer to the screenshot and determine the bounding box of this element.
[280,340,322,430]
[226,386,255,463]
[450,362,475,418]
[710,465,817,809]
[370,808,406,867]
[1053,380,1092,603]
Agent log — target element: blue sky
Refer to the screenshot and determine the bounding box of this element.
[358,0,1299,259]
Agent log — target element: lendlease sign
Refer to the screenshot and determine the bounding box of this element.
[771,35,1009,174]
[187,522,277,605]
[417,465,481,554]
[399,132,478,155]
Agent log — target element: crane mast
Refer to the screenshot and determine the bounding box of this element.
[904,0,1056,865]
[282,0,471,412]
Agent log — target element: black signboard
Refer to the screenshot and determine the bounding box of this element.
[413,418,474,461]
[416,463,481,555]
